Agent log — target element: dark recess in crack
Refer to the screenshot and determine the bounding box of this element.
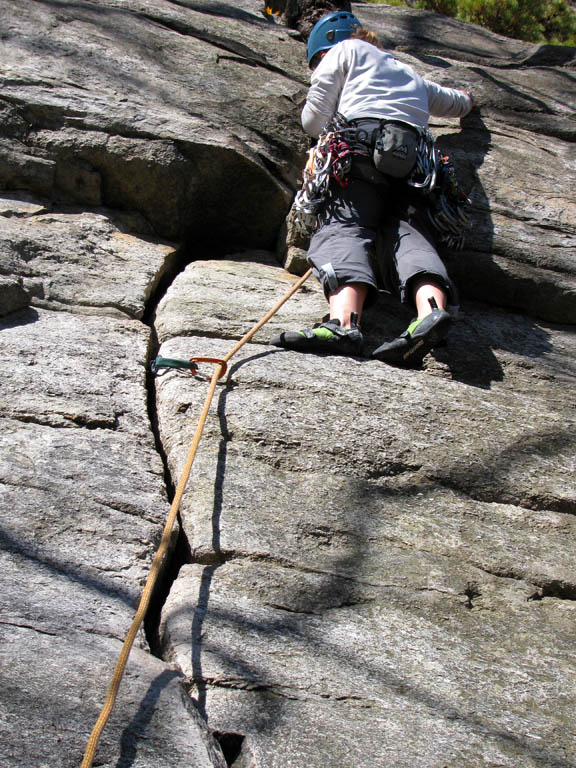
[528,581,576,602]
[144,521,192,656]
[141,246,189,330]
[212,731,246,767]
[464,582,481,609]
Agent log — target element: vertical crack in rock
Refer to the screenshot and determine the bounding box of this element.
[141,247,195,657]
[143,519,192,657]
[139,241,243,658]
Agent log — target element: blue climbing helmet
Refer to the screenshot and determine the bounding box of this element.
[307,11,362,67]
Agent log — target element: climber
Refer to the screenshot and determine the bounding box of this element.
[270,11,476,366]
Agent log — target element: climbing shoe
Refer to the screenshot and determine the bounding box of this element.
[372,309,451,367]
[270,318,364,357]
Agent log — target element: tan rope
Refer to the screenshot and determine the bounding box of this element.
[81,267,312,767]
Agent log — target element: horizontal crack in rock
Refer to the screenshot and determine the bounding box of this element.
[432,478,576,517]
[198,678,380,707]
[138,12,307,84]
[6,411,119,430]
[0,619,59,637]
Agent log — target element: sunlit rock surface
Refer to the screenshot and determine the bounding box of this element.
[1,1,574,766]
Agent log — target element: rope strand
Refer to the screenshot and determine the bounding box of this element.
[81,267,312,767]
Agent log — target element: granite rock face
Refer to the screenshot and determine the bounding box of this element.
[0,192,228,766]
[156,256,576,767]
[1,2,575,767]
[0,0,308,248]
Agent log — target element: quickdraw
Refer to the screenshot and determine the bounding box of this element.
[407,129,438,191]
[293,114,370,233]
[150,356,228,379]
[424,154,471,250]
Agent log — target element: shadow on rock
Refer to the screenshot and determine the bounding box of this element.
[115,669,181,768]
[184,468,574,767]
[362,113,556,390]
[0,526,140,608]
[0,306,39,330]
[430,422,576,516]
[435,302,554,389]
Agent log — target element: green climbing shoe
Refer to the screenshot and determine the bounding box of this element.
[372,309,451,367]
[270,318,364,356]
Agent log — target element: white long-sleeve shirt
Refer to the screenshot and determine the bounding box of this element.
[302,38,473,137]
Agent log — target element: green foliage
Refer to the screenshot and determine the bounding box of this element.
[541,0,576,45]
[365,0,576,45]
[455,0,546,41]
[417,0,459,14]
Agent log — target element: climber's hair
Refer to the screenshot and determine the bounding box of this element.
[309,26,384,69]
[350,27,384,50]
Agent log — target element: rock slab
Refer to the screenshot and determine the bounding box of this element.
[1,1,575,766]
[156,256,576,767]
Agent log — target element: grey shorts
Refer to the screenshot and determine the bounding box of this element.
[307,178,457,309]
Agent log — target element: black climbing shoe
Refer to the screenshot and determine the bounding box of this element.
[270,318,364,357]
[372,309,451,367]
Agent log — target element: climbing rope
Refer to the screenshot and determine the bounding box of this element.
[81,267,312,768]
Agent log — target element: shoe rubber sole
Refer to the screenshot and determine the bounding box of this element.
[270,329,363,357]
[373,310,451,367]
[403,312,450,362]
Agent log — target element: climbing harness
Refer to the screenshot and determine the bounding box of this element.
[81,268,312,768]
[292,114,470,249]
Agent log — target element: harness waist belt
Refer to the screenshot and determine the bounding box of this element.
[348,118,419,148]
